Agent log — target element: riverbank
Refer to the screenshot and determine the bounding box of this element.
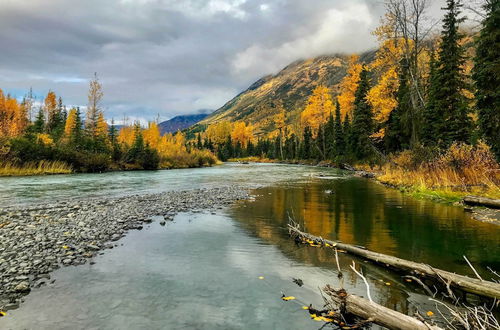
[230,155,500,205]
[0,186,249,313]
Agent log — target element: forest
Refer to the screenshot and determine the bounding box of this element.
[0,0,498,200]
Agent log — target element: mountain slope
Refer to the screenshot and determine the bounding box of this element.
[197,54,373,136]
[159,113,209,134]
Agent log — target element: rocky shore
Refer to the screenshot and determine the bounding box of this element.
[0,186,250,312]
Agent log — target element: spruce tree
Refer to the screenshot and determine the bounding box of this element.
[325,111,335,159]
[385,60,412,152]
[333,100,344,158]
[350,67,375,160]
[32,108,45,133]
[472,0,500,161]
[300,126,312,159]
[421,52,441,145]
[431,0,472,147]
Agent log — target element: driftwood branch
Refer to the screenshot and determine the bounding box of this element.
[324,285,443,330]
[288,224,500,300]
[463,196,500,209]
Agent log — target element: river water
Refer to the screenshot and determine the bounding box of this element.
[1,163,499,329]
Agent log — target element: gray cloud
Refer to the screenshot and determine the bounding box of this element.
[0,0,445,122]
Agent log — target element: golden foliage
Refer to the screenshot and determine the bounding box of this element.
[367,66,399,122]
[337,55,362,120]
[118,126,135,146]
[0,89,28,137]
[36,133,54,146]
[143,122,161,149]
[64,108,78,137]
[300,85,334,136]
[44,91,57,122]
[205,121,232,144]
[231,121,254,147]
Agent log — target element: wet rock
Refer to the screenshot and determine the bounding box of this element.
[14,282,30,293]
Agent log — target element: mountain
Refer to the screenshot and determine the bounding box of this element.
[159,113,209,134]
[195,53,374,136]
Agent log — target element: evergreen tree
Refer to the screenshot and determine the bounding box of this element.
[421,52,441,145]
[333,100,344,158]
[32,108,45,134]
[300,126,313,159]
[196,133,203,149]
[350,67,375,160]
[72,107,83,147]
[430,0,471,147]
[472,0,500,161]
[324,111,335,159]
[385,60,412,152]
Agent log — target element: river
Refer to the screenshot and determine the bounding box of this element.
[1,163,499,329]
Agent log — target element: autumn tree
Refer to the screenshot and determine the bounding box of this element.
[44,91,58,132]
[205,121,232,145]
[472,0,500,161]
[64,108,78,139]
[86,73,104,138]
[143,121,161,149]
[300,86,334,138]
[231,121,254,148]
[338,55,363,120]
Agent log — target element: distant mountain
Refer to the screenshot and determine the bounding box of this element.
[159,113,209,134]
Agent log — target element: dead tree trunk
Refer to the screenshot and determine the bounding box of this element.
[463,195,500,209]
[323,285,443,330]
[288,224,500,300]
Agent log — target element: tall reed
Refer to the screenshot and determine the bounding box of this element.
[0,160,73,176]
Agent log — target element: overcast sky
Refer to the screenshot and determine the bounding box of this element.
[0,0,446,123]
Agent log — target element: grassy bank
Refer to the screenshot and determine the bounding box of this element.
[231,143,500,204]
[0,160,73,177]
[375,143,500,203]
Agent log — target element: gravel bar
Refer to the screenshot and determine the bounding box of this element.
[0,186,250,311]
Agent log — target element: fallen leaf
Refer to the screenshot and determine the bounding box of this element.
[0,311,6,317]
[427,311,434,317]
[281,296,296,301]
[302,306,309,310]
[258,276,264,280]
[385,282,391,286]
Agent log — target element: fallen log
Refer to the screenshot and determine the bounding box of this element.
[288,224,500,300]
[323,285,443,330]
[463,195,500,209]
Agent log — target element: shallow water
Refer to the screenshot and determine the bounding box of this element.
[1,163,499,329]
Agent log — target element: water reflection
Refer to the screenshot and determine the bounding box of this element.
[231,176,500,280]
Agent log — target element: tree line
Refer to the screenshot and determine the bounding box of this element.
[0,74,217,173]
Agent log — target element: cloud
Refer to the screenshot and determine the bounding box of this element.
[0,0,444,122]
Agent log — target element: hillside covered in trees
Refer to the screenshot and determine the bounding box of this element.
[190,0,500,199]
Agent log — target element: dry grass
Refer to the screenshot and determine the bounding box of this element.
[160,149,218,169]
[0,160,73,177]
[378,142,500,200]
